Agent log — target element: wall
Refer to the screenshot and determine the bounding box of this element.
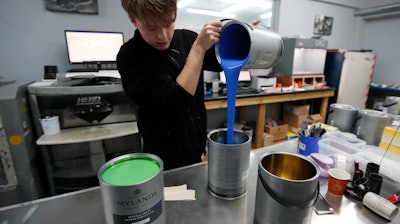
[360,16,400,84]
[278,0,357,50]
[278,0,400,84]
[0,0,132,82]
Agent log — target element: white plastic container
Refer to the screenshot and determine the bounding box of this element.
[323,131,366,148]
[317,138,362,173]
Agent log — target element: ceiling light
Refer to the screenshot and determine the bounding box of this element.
[186,8,236,18]
[178,0,193,9]
[223,0,272,13]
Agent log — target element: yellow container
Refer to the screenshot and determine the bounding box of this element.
[379,142,400,155]
[380,127,400,147]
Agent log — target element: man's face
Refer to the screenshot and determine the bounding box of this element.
[133,18,175,51]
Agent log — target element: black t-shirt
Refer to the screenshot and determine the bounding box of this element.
[117,29,221,170]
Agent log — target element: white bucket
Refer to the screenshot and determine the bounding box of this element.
[215,19,283,69]
[40,115,60,135]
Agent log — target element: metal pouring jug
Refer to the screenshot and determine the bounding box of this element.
[215,19,283,69]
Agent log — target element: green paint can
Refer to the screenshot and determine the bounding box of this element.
[98,153,165,224]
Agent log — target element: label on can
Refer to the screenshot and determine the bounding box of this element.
[113,200,163,224]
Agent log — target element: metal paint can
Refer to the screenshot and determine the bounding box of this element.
[207,128,251,199]
[254,152,320,224]
[215,19,283,69]
[98,153,165,224]
[327,103,359,132]
[384,96,400,115]
[354,109,394,146]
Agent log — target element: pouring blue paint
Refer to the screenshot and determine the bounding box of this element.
[218,23,251,144]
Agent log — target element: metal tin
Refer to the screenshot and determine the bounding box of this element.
[354,110,394,146]
[327,103,359,132]
[207,128,251,199]
[384,96,400,115]
[98,153,165,224]
[215,19,283,69]
[254,152,320,224]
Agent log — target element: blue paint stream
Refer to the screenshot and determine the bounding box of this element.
[221,59,248,144]
[218,22,251,144]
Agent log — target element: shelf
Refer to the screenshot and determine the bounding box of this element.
[277,74,325,87]
[36,121,138,145]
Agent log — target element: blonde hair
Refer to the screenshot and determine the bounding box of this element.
[121,0,177,26]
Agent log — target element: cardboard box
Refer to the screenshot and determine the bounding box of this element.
[308,114,322,124]
[273,132,287,141]
[265,119,288,135]
[283,103,310,115]
[283,112,308,129]
[263,133,274,146]
[265,118,288,142]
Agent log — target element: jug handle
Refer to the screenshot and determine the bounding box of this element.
[258,171,319,209]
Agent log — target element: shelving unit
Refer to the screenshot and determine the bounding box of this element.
[204,88,335,148]
[276,74,325,87]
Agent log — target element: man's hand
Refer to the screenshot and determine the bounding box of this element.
[195,20,223,52]
[251,19,261,26]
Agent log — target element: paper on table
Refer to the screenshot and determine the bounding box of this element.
[164,184,196,201]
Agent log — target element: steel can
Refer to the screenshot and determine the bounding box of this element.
[98,153,165,224]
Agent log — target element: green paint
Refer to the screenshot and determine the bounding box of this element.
[101,156,160,186]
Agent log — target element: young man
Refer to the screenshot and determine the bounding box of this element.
[118,0,223,170]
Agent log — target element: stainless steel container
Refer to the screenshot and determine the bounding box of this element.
[327,103,359,132]
[207,128,251,199]
[254,152,320,224]
[384,96,400,115]
[98,153,165,224]
[354,110,394,146]
[215,19,283,69]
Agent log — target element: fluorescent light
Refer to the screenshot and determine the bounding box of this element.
[186,8,236,18]
[223,1,272,13]
[178,0,193,9]
[260,12,272,19]
[223,5,243,13]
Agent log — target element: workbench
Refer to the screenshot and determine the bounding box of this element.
[204,88,335,148]
[1,140,398,223]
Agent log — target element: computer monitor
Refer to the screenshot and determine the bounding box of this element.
[219,70,252,87]
[64,30,124,66]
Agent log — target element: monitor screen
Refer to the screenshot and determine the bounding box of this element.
[65,30,124,64]
[219,70,251,85]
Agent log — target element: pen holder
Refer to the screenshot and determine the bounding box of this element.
[298,133,322,156]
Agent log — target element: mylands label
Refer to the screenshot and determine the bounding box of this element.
[117,191,158,208]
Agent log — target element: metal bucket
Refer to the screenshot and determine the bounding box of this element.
[327,103,359,132]
[354,110,394,146]
[384,96,400,115]
[215,19,283,69]
[207,128,251,199]
[254,152,320,224]
[98,153,165,224]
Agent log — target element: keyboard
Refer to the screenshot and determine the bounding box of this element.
[236,88,261,95]
[65,70,120,79]
[97,70,120,79]
[65,72,97,78]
